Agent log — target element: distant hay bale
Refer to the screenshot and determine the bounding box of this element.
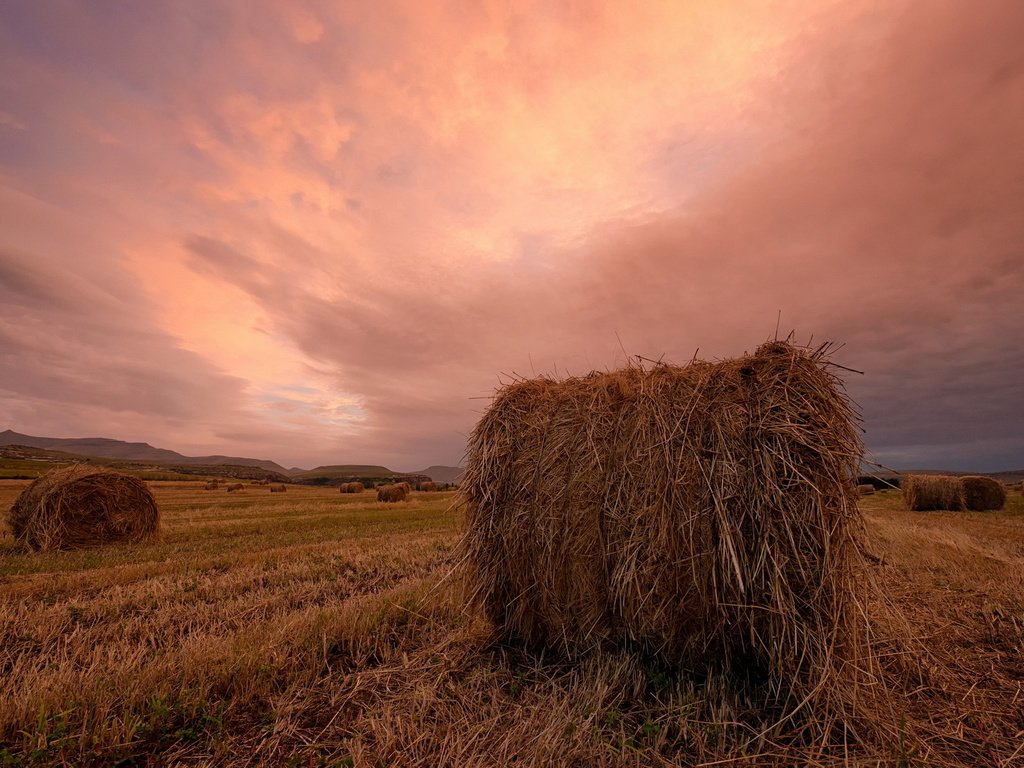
[902,475,963,511]
[857,483,875,495]
[269,484,287,493]
[204,480,219,490]
[377,484,409,503]
[339,482,365,493]
[960,476,1006,511]
[420,481,440,492]
[7,465,159,551]
[460,340,871,727]
[226,483,245,492]
[258,479,270,486]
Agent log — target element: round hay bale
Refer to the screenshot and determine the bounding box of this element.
[902,475,963,511]
[226,483,245,492]
[339,482,365,494]
[269,484,287,493]
[204,480,219,490]
[377,484,409,503]
[857,483,875,496]
[420,481,440,492]
[7,465,159,551]
[395,481,412,494]
[960,476,1006,511]
[460,341,870,725]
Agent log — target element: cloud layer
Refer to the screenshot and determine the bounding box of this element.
[1,0,1021,470]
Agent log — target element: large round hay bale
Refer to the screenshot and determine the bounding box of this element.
[7,465,159,551]
[377,484,408,502]
[460,341,868,722]
[960,476,1006,511]
[226,483,245,492]
[269,484,287,493]
[902,475,963,511]
[419,481,440,492]
[857,483,875,496]
[395,481,412,494]
[339,482,365,494]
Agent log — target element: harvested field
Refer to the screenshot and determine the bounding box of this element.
[1,481,1022,766]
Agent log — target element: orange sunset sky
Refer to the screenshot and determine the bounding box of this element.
[1,1,1022,471]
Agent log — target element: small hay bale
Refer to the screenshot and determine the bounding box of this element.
[460,340,871,729]
[960,476,1006,511]
[7,465,159,551]
[420,481,440,492]
[857,483,875,496]
[339,482,365,494]
[204,480,219,490]
[902,475,963,511]
[258,479,270,486]
[269,484,287,493]
[377,484,409,503]
[226,483,245,492]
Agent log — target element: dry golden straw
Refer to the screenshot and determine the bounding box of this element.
[377,484,409,503]
[902,475,964,511]
[7,465,159,551]
[960,475,1006,510]
[460,340,879,738]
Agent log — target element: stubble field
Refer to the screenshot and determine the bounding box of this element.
[1,480,1023,766]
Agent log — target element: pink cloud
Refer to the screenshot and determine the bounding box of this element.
[0,0,1021,470]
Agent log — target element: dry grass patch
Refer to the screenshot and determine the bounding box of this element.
[1,483,1022,765]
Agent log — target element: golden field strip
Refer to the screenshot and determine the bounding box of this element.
[1,481,1023,766]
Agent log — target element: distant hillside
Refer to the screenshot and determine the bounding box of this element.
[415,465,464,484]
[0,430,289,473]
[290,464,431,487]
[861,467,1024,486]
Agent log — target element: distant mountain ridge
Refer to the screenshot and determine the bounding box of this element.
[0,430,289,473]
[414,465,465,484]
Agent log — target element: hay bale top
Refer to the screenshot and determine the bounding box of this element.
[8,465,159,551]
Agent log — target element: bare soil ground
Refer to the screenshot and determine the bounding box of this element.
[1,481,1022,766]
